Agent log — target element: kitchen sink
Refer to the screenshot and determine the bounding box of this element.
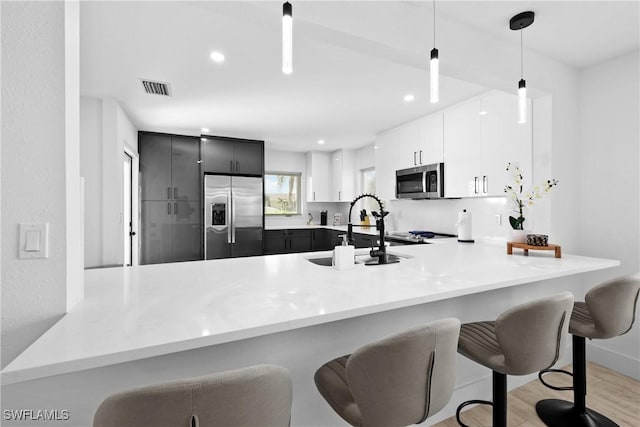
[306,253,409,267]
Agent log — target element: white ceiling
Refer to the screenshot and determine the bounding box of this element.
[80,1,639,152]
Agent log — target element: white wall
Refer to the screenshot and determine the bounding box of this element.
[576,50,640,378]
[1,1,81,367]
[80,96,138,268]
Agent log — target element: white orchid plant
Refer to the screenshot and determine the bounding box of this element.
[504,162,559,230]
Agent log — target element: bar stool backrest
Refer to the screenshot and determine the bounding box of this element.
[93,365,292,427]
[496,292,574,375]
[344,318,461,427]
[584,273,640,338]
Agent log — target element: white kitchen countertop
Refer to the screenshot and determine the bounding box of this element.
[1,241,618,385]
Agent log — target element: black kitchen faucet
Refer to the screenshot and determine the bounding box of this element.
[347,194,397,265]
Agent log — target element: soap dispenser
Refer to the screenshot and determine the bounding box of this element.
[333,234,355,270]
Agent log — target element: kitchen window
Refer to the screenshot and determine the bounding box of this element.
[264,172,301,215]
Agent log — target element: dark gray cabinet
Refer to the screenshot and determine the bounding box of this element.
[139,132,202,265]
[202,136,263,176]
[264,229,312,255]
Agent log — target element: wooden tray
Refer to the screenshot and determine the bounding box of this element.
[507,241,562,258]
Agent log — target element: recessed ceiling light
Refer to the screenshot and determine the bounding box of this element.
[318,139,325,145]
[374,145,378,150]
[479,111,488,116]
[404,94,415,102]
[202,127,210,133]
[209,51,225,63]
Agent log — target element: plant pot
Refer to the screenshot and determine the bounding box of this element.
[509,229,530,243]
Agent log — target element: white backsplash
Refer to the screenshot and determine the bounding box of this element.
[386,196,552,242]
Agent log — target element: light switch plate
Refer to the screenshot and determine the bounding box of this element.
[19,223,49,259]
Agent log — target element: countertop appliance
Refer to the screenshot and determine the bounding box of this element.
[396,163,445,199]
[204,174,263,259]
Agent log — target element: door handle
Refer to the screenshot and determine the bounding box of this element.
[226,193,231,244]
[413,151,417,165]
[167,187,171,200]
[231,190,236,244]
[474,177,479,194]
[483,176,488,194]
[174,202,178,215]
[167,202,172,214]
[419,150,423,165]
[174,187,178,199]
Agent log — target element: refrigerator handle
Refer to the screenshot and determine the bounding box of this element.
[226,192,232,244]
[231,189,236,244]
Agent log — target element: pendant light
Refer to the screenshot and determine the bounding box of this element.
[430,0,439,104]
[510,11,534,124]
[282,2,293,74]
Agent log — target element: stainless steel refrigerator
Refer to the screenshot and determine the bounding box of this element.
[204,175,263,259]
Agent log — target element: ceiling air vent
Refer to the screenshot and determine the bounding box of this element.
[140,79,171,96]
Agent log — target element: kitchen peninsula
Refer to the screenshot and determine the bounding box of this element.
[1,241,618,426]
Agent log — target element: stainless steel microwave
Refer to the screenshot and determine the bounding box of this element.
[395,163,445,199]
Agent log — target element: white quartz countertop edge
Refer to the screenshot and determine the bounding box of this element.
[1,243,619,385]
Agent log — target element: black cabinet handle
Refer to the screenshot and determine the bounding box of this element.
[174,202,178,215]
[236,161,239,172]
[229,160,233,172]
[474,177,479,194]
[419,150,423,165]
[174,187,178,199]
[167,187,171,200]
[167,203,172,214]
[413,151,417,165]
[338,191,341,201]
[483,176,488,194]
[313,191,316,201]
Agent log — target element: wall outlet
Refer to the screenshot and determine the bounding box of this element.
[495,214,502,226]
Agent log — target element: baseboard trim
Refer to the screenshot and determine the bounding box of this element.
[587,341,640,380]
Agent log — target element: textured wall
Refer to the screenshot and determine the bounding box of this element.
[1,2,68,367]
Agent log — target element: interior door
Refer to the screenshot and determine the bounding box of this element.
[205,175,232,259]
[231,176,263,257]
[124,152,133,266]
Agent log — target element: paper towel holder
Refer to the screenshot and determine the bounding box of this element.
[457,209,475,243]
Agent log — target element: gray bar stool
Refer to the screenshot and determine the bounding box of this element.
[455,292,574,427]
[536,273,640,427]
[93,364,292,427]
[314,318,461,427]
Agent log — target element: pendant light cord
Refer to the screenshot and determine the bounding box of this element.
[433,0,436,48]
[520,25,524,79]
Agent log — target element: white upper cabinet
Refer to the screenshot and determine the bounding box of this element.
[416,112,444,166]
[331,149,355,202]
[444,91,532,198]
[375,129,403,200]
[480,91,532,196]
[443,98,483,198]
[374,112,444,200]
[306,151,331,202]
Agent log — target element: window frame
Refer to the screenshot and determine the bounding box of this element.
[264,171,303,216]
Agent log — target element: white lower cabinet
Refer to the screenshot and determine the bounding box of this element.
[444,91,532,198]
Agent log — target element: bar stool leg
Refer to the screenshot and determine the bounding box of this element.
[536,335,619,427]
[493,371,507,427]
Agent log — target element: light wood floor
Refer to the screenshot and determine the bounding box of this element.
[433,362,640,427]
